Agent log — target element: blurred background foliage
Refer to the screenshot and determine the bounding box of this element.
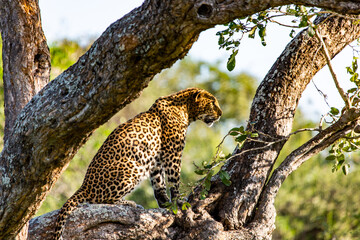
[0,38,359,239]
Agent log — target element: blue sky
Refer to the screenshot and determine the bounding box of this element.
[39,0,355,120]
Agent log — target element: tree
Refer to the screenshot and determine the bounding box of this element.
[1,0,360,239]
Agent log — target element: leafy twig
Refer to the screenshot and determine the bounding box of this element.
[192,125,322,199]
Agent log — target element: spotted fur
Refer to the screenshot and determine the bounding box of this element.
[53,88,222,239]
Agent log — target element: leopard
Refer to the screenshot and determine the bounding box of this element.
[53,87,222,239]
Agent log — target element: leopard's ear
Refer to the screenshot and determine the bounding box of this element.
[194,91,205,102]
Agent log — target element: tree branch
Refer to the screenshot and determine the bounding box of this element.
[28,204,174,240]
[253,108,360,227]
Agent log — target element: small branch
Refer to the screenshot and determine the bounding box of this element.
[350,89,360,104]
[268,19,300,29]
[288,127,321,136]
[343,135,360,140]
[311,45,332,108]
[349,141,360,150]
[314,27,352,109]
[208,127,321,174]
[319,114,327,130]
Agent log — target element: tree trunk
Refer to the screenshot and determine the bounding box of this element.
[1,0,360,239]
[0,0,50,141]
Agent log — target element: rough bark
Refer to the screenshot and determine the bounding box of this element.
[1,0,360,239]
[28,204,254,240]
[0,0,50,141]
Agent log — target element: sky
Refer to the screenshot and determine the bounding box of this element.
[39,0,356,121]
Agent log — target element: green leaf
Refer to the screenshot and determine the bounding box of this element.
[204,164,213,169]
[227,50,238,71]
[229,21,237,30]
[200,189,208,200]
[222,178,232,186]
[353,58,358,72]
[335,161,342,171]
[347,66,354,75]
[229,126,245,135]
[325,155,336,161]
[307,25,315,37]
[258,25,266,38]
[248,26,257,39]
[218,34,225,45]
[330,107,340,115]
[195,169,207,175]
[239,126,245,133]
[299,16,308,28]
[219,170,232,186]
[337,154,345,162]
[343,146,352,152]
[204,180,211,191]
[181,202,191,211]
[289,29,296,38]
[348,88,357,94]
[230,131,240,136]
[338,159,345,166]
[219,170,230,180]
[257,24,267,46]
[163,202,172,208]
[235,134,247,143]
[251,133,259,138]
[229,127,241,132]
[171,202,178,214]
[204,171,214,191]
[286,8,297,15]
[251,19,258,24]
[299,6,307,14]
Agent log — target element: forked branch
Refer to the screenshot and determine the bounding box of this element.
[254,108,360,223]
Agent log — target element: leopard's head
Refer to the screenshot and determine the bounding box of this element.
[191,90,222,127]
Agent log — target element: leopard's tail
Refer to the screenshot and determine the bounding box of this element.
[53,189,86,240]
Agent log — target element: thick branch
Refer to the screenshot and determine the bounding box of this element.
[253,108,360,228]
[28,205,175,240]
[28,203,257,240]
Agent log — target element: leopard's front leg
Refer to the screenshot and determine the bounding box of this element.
[161,133,186,203]
[150,160,170,208]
